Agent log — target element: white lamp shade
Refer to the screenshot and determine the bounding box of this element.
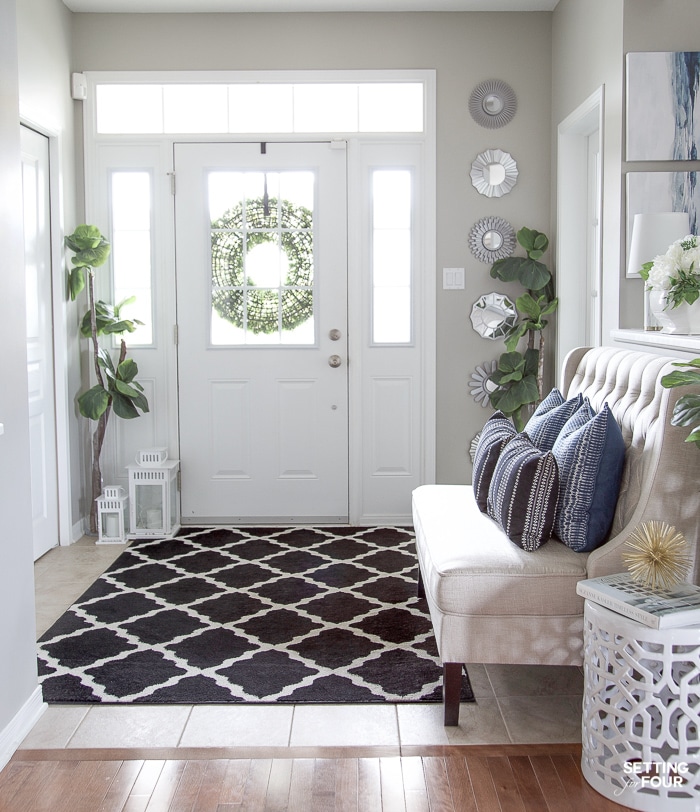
[627,212,690,278]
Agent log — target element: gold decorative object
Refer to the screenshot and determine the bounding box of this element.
[622,521,692,590]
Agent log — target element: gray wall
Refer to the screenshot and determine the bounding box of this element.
[0,0,40,746]
[72,11,553,486]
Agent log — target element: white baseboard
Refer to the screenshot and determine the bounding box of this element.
[0,688,46,771]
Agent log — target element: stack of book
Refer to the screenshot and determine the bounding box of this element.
[576,572,700,629]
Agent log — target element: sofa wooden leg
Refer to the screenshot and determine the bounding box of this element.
[416,568,425,599]
[443,662,462,726]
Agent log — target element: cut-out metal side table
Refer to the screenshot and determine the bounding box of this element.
[581,599,700,811]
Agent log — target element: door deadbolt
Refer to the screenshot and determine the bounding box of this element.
[328,354,342,368]
[329,329,341,341]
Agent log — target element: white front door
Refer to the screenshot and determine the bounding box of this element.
[21,126,59,560]
[175,142,348,523]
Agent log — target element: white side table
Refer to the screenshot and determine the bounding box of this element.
[581,599,700,811]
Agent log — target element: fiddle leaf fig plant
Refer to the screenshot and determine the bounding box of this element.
[661,359,700,448]
[487,227,558,430]
[66,224,149,534]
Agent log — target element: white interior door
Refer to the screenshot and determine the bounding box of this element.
[21,125,59,560]
[175,142,348,523]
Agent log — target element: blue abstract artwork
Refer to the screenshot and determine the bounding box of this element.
[627,51,700,161]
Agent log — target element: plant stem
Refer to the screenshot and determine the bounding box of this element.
[537,330,545,401]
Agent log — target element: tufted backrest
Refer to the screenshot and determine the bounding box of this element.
[560,346,700,583]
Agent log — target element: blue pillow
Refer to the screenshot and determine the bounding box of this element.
[524,388,585,451]
[472,411,517,512]
[487,433,560,552]
[552,404,625,552]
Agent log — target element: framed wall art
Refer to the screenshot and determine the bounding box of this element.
[627,51,700,161]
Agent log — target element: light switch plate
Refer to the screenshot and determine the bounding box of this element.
[443,267,465,290]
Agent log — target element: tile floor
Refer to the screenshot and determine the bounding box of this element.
[22,536,584,751]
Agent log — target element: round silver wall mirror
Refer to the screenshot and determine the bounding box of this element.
[468,216,516,262]
[468,79,517,129]
[470,149,518,198]
[470,292,517,340]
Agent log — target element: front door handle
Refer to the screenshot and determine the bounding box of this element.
[328,355,342,368]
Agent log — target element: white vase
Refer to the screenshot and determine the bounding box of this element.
[648,290,700,335]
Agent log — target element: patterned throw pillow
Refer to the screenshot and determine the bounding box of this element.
[472,411,517,512]
[487,433,560,552]
[552,403,626,552]
[524,388,585,451]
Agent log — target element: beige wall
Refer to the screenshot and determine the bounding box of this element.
[72,11,553,486]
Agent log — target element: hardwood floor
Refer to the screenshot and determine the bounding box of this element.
[1,745,633,811]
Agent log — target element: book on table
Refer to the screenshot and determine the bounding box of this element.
[576,572,700,629]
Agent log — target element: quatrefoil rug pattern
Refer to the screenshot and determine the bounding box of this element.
[37,526,473,704]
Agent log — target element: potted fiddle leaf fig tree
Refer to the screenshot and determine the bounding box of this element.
[661,360,700,448]
[487,227,558,430]
[66,224,149,534]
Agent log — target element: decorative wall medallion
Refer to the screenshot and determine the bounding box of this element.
[470,149,518,198]
[470,292,517,340]
[468,216,516,263]
[469,433,481,463]
[469,79,517,129]
[469,359,499,407]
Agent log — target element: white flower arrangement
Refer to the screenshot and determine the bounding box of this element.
[641,235,700,309]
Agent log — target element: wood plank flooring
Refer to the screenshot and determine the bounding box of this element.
[1,746,633,811]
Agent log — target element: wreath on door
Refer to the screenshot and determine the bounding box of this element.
[210,198,314,335]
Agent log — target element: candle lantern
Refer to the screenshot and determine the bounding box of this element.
[96,486,128,544]
[127,451,180,539]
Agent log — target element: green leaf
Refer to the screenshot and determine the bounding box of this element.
[684,426,700,448]
[68,267,86,301]
[523,347,540,377]
[504,322,529,353]
[77,385,110,420]
[671,394,700,428]
[97,348,116,373]
[111,391,140,419]
[540,297,559,316]
[671,358,700,368]
[518,258,551,291]
[117,358,139,384]
[495,375,539,415]
[498,351,526,376]
[661,370,700,389]
[490,256,522,282]
[516,292,541,320]
[114,379,141,398]
[131,391,150,413]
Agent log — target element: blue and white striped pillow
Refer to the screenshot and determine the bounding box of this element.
[552,403,625,552]
[487,433,560,552]
[472,411,516,512]
[524,388,585,451]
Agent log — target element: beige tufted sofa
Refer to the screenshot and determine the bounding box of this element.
[412,346,700,725]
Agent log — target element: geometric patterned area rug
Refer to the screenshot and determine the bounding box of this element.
[37,526,474,705]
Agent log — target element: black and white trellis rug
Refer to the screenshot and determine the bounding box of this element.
[38,526,473,705]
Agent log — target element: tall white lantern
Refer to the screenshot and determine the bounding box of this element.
[127,451,180,538]
[96,486,128,544]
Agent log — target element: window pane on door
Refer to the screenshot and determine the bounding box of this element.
[209,170,316,345]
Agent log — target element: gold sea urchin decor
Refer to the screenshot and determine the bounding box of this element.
[622,521,692,590]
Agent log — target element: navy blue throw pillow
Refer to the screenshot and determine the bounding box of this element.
[472,411,517,513]
[552,403,626,552]
[487,433,560,552]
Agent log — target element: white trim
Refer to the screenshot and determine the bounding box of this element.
[0,688,46,771]
[19,119,74,547]
[556,86,605,374]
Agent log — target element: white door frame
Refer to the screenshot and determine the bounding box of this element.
[556,86,604,373]
[20,118,74,547]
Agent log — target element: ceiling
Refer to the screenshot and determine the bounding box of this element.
[63,0,560,13]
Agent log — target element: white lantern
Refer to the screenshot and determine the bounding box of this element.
[96,486,128,544]
[127,456,180,539]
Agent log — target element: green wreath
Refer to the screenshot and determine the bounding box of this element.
[211,197,314,335]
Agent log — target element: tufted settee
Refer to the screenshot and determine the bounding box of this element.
[412,346,700,725]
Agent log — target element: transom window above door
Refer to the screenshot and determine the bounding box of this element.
[94,81,424,135]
